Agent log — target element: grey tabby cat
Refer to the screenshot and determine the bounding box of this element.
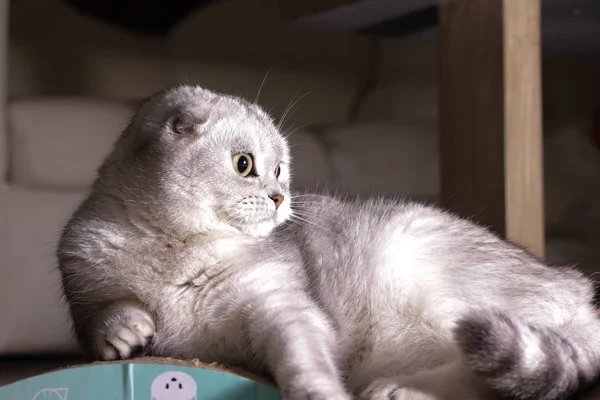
[58,85,600,400]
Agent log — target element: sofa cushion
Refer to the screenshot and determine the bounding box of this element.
[0,187,84,354]
[8,97,134,189]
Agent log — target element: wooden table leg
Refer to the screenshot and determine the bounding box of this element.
[438,0,545,257]
[0,0,8,184]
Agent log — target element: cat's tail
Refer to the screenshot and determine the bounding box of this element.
[454,308,600,400]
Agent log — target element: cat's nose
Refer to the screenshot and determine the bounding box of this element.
[270,194,284,209]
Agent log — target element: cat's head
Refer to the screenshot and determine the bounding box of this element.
[101,85,292,237]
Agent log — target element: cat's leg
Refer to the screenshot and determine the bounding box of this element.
[86,300,156,360]
[60,256,156,360]
[243,289,351,400]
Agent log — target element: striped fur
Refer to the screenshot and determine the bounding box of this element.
[455,309,600,399]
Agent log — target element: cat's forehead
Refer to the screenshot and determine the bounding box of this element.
[142,85,289,159]
[225,119,288,162]
[202,92,288,160]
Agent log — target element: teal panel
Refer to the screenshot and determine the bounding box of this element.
[0,363,281,400]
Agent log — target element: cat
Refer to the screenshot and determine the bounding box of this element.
[57,85,600,400]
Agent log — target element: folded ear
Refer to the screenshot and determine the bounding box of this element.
[171,108,209,135]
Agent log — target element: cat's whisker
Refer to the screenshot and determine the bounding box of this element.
[220,213,240,226]
[292,216,338,233]
[266,100,284,117]
[292,194,329,199]
[277,89,315,132]
[291,209,337,226]
[291,206,329,216]
[290,205,325,210]
[219,205,247,226]
[281,119,323,139]
[289,213,339,237]
[291,202,328,209]
[224,209,248,225]
[288,219,333,238]
[254,68,272,104]
[282,90,315,128]
[277,88,301,131]
[290,200,327,206]
[291,199,326,205]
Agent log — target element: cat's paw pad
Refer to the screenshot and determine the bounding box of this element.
[96,306,156,360]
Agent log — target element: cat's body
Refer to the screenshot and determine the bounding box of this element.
[58,85,600,400]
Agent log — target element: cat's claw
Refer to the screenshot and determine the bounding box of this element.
[95,306,156,360]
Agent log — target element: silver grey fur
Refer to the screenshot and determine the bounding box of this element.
[58,85,600,400]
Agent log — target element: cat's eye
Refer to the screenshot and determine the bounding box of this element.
[275,165,281,179]
[233,153,253,177]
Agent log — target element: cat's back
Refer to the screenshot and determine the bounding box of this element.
[288,193,592,328]
[287,194,595,385]
[289,193,582,283]
[288,194,458,266]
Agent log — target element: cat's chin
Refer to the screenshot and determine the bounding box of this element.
[237,206,291,238]
[239,220,279,238]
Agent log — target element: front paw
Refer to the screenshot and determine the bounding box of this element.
[94,304,156,360]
